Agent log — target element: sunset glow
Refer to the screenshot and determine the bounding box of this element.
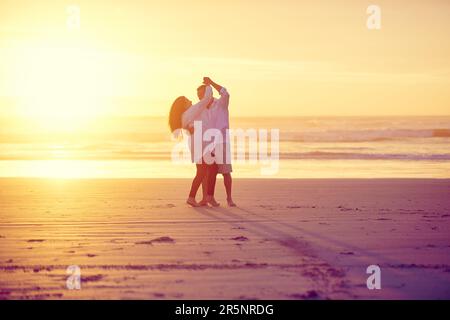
[1,1,450,178]
[1,0,450,304]
[1,0,450,119]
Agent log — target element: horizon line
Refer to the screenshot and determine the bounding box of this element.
[1,114,450,119]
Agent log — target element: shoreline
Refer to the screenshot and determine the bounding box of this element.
[2,177,450,180]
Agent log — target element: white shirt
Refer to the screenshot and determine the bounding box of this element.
[181,85,213,130]
[209,87,231,165]
[180,86,230,163]
[181,86,213,163]
[210,87,230,131]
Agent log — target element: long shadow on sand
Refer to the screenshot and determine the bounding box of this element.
[224,206,411,266]
[196,206,378,261]
[193,205,450,298]
[193,206,313,258]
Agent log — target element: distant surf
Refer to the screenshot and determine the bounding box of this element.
[1,116,449,178]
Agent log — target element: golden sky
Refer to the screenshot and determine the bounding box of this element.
[1,0,449,118]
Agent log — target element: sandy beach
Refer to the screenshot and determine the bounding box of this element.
[0,178,450,300]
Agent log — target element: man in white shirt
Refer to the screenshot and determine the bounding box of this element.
[197,77,236,207]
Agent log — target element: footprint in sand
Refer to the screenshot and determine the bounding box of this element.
[153,293,165,298]
[86,254,97,258]
[289,290,320,300]
[287,205,316,209]
[83,274,104,283]
[230,236,249,242]
[135,236,175,245]
[258,205,276,210]
[151,204,176,209]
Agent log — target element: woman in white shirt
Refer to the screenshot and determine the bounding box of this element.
[168,85,216,207]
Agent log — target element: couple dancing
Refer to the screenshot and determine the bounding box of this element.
[169,77,236,207]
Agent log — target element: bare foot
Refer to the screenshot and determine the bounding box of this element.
[206,196,220,207]
[186,197,199,207]
[198,199,208,207]
[227,198,237,207]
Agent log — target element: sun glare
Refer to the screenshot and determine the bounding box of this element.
[10,43,117,131]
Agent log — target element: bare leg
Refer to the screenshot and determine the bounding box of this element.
[223,173,236,206]
[187,163,206,206]
[198,176,208,206]
[206,163,220,207]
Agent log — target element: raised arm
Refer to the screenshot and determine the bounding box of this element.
[181,85,212,129]
[203,77,229,109]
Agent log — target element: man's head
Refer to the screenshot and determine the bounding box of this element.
[197,85,206,100]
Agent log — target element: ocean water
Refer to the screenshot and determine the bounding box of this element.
[1,116,449,178]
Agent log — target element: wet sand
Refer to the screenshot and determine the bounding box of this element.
[1,178,450,299]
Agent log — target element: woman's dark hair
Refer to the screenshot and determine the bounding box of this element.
[169,96,189,133]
